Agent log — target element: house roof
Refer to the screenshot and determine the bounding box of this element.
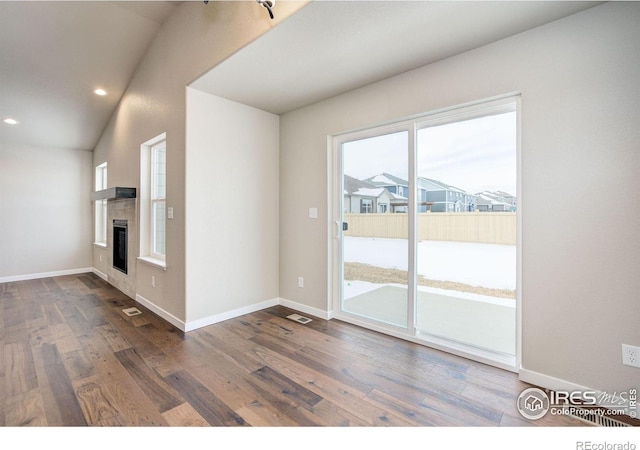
[389,192,408,201]
[352,187,387,198]
[476,191,514,206]
[365,173,409,187]
[418,177,468,194]
[344,174,378,195]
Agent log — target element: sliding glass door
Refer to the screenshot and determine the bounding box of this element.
[415,109,517,356]
[335,97,519,368]
[341,131,410,328]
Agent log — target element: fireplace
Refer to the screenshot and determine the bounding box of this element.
[113,219,128,274]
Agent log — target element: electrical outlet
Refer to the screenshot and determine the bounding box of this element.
[151,276,156,288]
[298,277,304,288]
[622,344,640,368]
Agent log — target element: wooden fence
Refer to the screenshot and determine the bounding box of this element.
[344,212,516,245]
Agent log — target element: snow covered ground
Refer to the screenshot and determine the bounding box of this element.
[343,236,516,290]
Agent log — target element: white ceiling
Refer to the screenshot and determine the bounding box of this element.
[191,1,603,114]
[0,1,180,151]
[0,1,602,152]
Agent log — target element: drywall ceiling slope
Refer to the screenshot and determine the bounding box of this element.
[191,1,602,114]
[0,1,179,151]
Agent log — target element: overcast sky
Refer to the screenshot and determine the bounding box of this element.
[343,111,517,195]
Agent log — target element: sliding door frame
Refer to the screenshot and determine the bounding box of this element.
[328,94,521,372]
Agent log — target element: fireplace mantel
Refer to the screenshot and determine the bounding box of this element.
[91,187,136,201]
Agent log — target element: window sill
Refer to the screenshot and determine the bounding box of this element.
[93,242,107,248]
[138,256,167,270]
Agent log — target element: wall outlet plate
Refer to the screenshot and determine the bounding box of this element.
[622,344,640,368]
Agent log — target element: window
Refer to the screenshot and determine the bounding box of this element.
[151,140,166,258]
[360,198,373,213]
[140,133,167,265]
[397,186,404,197]
[94,162,107,246]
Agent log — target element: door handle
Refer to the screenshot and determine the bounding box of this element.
[335,221,349,238]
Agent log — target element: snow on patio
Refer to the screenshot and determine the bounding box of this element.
[343,236,516,290]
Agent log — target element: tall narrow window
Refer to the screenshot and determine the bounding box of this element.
[151,140,166,259]
[140,133,167,266]
[94,162,107,246]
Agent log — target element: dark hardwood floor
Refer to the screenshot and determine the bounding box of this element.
[1,273,588,427]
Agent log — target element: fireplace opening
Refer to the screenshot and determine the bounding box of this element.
[113,219,128,274]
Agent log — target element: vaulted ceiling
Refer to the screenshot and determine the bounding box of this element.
[0,1,180,151]
[1,1,602,152]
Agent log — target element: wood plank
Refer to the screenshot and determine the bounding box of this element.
[164,337,272,413]
[177,357,263,414]
[163,370,248,426]
[61,349,95,382]
[241,374,321,426]
[72,375,127,426]
[4,341,38,397]
[0,274,603,428]
[77,275,100,290]
[251,366,323,410]
[137,322,185,351]
[161,402,209,427]
[4,389,48,426]
[96,323,132,352]
[251,345,415,426]
[235,401,295,426]
[81,331,169,426]
[142,352,183,379]
[40,343,87,426]
[114,347,184,413]
[418,383,504,426]
[48,323,82,354]
[367,388,457,426]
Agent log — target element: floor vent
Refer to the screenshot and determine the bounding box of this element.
[287,314,313,324]
[122,307,142,317]
[564,406,632,427]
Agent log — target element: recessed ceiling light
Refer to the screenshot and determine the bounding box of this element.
[3,118,19,125]
[94,88,107,96]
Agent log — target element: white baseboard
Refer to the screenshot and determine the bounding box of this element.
[136,294,187,332]
[278,297,332,320]
[0,267,93,284]
[184,297,280,332]
[92,268,108,281]
[180,297,330,332]
[519,368,593,394]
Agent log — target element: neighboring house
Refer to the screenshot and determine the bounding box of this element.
[363,173,409,213]
[494,191,517,210]
[417,177,477,212]
[360,173,481,213]
[344,174,395,213]
[476,191,516,212]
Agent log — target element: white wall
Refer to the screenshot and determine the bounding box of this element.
[279,3,640,395]
[92,1,307,325]
[0,143,92,280]
[185,88,279,326]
